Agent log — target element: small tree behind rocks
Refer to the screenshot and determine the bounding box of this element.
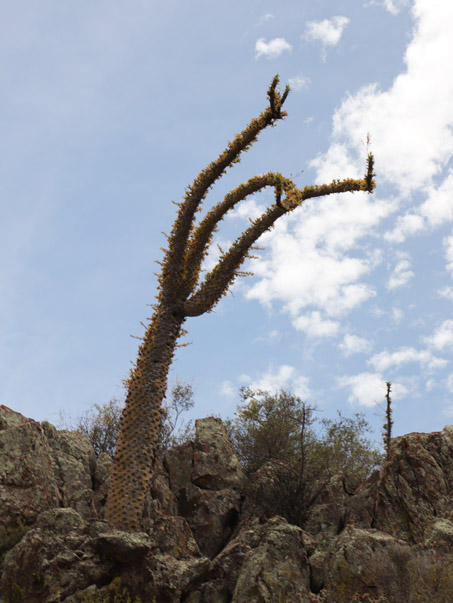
[75,398,123,458]
[230,388,383,527]
[159,379,195,451]
[231,386,318,473]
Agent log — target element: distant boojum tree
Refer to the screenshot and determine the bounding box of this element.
[104,76,376,532]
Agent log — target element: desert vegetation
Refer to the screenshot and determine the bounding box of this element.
[101,75,375,532]
[66,384,383,530]
[227,387,382,527]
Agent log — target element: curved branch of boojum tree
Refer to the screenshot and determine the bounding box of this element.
[181,172,295,296]
[183,204,284,317]
[161,75,290,297]
[183,166,374,318]
[183,153,376,299]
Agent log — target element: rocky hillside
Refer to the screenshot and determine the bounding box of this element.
[1,404,453,602]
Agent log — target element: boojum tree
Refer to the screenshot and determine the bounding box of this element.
[104,76,376,532]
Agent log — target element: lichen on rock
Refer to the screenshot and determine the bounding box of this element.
[1,404,453,602]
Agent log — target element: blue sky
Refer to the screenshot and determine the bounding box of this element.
[1,0,452,443]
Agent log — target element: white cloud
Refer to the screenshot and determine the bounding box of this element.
[257,13,274,25]
[338,372,410,407]
[220,380,235,399]
[228,198,266,221]
[304,16,350,47]
[392,307,403,323]
[384,0,410,15]
[323,1,453,199]
[385,213,425,243]
[369,347,447,372]
[368,0,410,15]
[386,172,453,243]
[387,255,414,290]
[337,372,395,407]
[418,170,453,226]
[339,334,372,356]
[438,286,453,301]
[446,373,453,393]
[255,37,292,59]
[246,191,389,323]
[444,231,453,274]
[310,142,363,183]
[288,75,310,91]
[425,379,435,392]
[293,311,340,338]
[243,364,311,399]
[253,329,282,345]
[424,320,453,351]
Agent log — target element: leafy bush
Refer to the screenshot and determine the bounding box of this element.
[229,387,383,527]
[74,398,123,457]
[231,387,382,477]
[159,379,195,451]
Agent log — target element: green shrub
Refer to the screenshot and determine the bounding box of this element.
[229,387,382,527]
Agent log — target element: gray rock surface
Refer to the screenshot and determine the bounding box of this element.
[373,426,453,542]
[1,404,453,602]
[0,405,61,529]
[164,417,244,558]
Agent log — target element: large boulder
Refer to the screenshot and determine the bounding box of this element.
[321,527,413,601]
[40,420,97,520]
[0,405,107,530]
[165,417,244,558]
[231,518,311,602]
[1,508,107,603]
[192,417,243,490]
[373,426,453,543]
[0,406,61,528]
[320,525,453,602]
[184,517,311,602]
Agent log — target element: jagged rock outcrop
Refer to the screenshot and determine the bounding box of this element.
[1,404,453,602]
[165,418,244,559]
[184,517,312,602]
[1,507,210,603]
[373,426,453,543]
[0,405,97,530]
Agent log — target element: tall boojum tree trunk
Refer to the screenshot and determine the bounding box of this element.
[104,76,376,532]
[105,308,185,532]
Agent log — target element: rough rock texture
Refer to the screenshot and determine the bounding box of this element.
[373,426,453,543]
[0,406,61,529]
[1,508,210,603]
[322,527,413,600]
[41,420,97,520]
[1,404,453,602]
[165,418,244,559]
